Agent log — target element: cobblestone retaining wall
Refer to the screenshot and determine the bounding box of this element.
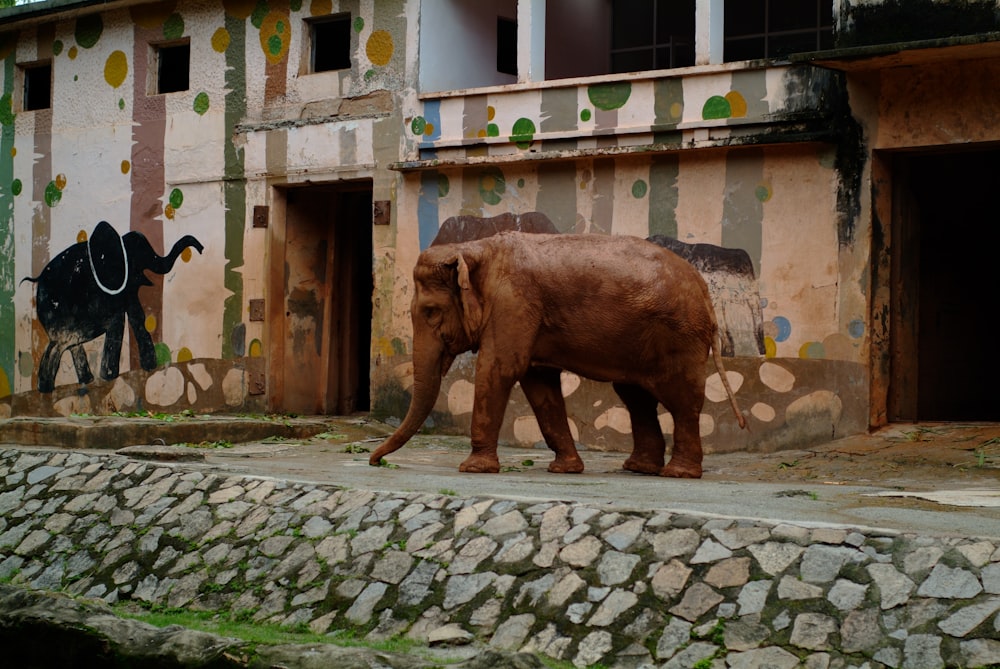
[1,448,999,668]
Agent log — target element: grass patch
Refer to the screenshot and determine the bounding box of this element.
[115,606,423,656]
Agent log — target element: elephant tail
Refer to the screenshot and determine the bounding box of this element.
[19,275,40,286]
[711,329,748,430]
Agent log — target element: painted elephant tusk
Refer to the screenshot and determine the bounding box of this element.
[88,232,129,296]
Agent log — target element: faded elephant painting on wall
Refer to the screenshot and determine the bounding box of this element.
[22,221,203,393]
[427,212,765,360]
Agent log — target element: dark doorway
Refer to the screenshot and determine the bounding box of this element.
[890,149,1000,421]
[274,182,372,415]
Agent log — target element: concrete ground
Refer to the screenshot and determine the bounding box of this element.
[4,414,996,539]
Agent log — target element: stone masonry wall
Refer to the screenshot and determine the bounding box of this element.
[1,447,999,668]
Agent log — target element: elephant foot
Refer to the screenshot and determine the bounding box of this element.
[623,457,663,475]
[548,455,584,474]
[459,455,501,473]
[660,458,703,479]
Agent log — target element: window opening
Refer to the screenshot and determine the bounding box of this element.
[23,62,51,111]
[497,16,517,76]
[724,0,833,62]
[311,13,352,72]
[610,0,695,73]
[156,41,190,94]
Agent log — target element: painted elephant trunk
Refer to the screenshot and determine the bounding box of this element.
[148,235,205,274]
[369,344,455,466]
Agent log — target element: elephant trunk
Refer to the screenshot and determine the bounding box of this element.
[149,235,204,274]
[369,337,454,466]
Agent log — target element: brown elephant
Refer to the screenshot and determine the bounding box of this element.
[370,232,746,478]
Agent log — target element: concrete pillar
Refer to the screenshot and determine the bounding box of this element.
[518,0,546,83]
[695,0,724,65]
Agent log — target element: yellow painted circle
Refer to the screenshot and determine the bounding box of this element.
[310,0,333,16]
[725,91,748,118]
[68,46,78,60]
[211,27,231,53]
[164,203,175,219]
[176,347,193,363]
[180,247,192,263]
[145,314,157,334]
[121,160,130,174]
[9,147,15,157]
[764,336,777,358]
[104,50,128,88]
[259,11,291,64]
[366,30,394,67]
[423,122,434,136]
[223,0,256,19]
[669,101,683,120]
[54,173,67,190]
[487,105,496,121]
[76,230,88,243]
[249,339,263,357]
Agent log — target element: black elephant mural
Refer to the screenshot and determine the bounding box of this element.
[22,221,204,393]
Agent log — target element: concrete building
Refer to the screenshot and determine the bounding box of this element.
[0,0,997,455]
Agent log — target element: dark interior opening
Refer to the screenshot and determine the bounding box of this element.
[23,62,51,111]
[157,42,189,94]
[891,149,1000,421]
[312,14,352,72]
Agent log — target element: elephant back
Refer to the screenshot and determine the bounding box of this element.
[88,221,128,295]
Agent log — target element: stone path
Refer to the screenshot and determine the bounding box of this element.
[1,447,999,668]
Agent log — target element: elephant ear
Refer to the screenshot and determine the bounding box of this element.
[88,221,128,295]
[454,253,484,342]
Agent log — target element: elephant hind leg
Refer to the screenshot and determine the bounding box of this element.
[37,341,64,393]
[614,383,665,475]
[652,373,706,479]
[521,366,584,474]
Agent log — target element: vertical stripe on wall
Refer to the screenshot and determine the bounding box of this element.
[536,162,577,233]
[130,25,167,371]
[0,56,14,397]
[722,148,764,275]
[418,169,440,250]
[648,153,679,238]
[223,13,247,359]
[591,158,614,234]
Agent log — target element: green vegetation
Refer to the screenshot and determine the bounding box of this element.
[343,443,371,454]
[180,440,233,449]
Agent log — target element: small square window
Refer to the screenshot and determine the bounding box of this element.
[23,62,51,111]
[311,14,352,72]
[156,41,189,94]
[497,17,517,76]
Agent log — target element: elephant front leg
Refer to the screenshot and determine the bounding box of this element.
[100,320,125,380]
[521,366,584,473]
[126,302,157,370]
[460,353,522,474]
[614,383,666,475]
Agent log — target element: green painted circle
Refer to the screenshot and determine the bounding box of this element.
[163,13,185,40]
[510,117,536,149]
[588,82,631,111]
[268,34,283,56]
[486,123,499,137]
[479,166,506,205]
[755,185,771,202]
[118,98,125,110]
[410,116,427,135]
[580,108,592,122]
[169,188,184,209]
[154,342,172,367]
[632,179,648,199]
[702,95,732,120]
[437,174,450,198]
[52,40,63,56]
[517,178,525,188]
[75,14,103,49]
[193,92,210,115]
[290,0,302,10]
[251,0,268,29]
[11,179,21,196]
[44,181,62,207]
[353,16,365,33]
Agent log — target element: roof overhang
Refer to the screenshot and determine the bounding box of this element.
[791,32,1000,71]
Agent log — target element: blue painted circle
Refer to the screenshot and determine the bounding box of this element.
[848,318,864,339]
[772,316,792,343]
